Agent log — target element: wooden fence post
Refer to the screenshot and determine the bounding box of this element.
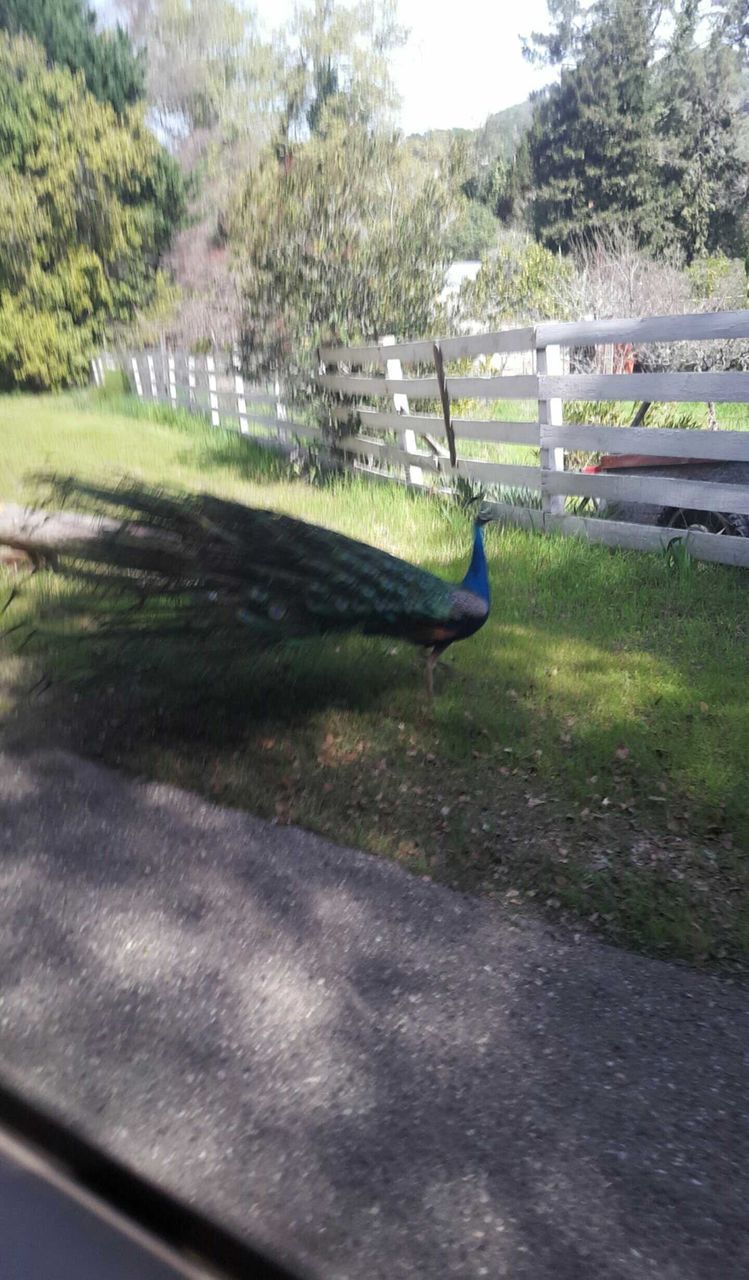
[537,337,565,518]
[382,335,422,487]
[131,356,143,399]
[168,354,177,410]
[233,348,248,435]
[274,377,287,428]
[206,353,220,427]
[146,354,158,400]
[188,355,196,408]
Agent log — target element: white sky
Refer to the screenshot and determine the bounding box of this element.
[389,0,553,132]
[101,0,554,134]
[251,0,554,134]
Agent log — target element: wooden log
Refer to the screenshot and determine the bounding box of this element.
[0,505,179,557]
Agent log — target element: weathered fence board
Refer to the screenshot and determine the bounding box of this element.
[317,373,440,398]
[452,419,540,446]
[319,327,535,366]
[445,375,538,401]
[537,309,749,348]
[544,469,749,515]
[543,421,749,460]
[541,372,749,403]
[545,513,749,567]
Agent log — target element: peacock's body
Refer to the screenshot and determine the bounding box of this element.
[35,482,491,693]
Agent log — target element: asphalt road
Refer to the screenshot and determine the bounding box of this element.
[0,747,747,1279]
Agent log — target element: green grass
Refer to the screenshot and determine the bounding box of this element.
[2,389,749,970]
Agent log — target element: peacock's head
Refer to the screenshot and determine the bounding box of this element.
[461,490,493,528]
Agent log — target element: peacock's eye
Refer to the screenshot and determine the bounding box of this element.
[268,602,287,621]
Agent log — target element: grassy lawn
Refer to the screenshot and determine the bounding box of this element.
[2,389,749,970]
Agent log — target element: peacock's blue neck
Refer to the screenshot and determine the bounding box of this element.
[460,523,490,605]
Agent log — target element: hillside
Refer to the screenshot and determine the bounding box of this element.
[408,61,749,167]
[406,98,532,166]
[474,99,534,161]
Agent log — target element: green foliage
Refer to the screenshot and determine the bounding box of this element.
[564,400,703,430]
[0,35,185,390]
[688,252,748,304]
[526,0,749,259]
[130,0,271,137]
[0,0,145,113]
[663,536,694,577]
[530,0,660,252]
[458,238,572,327]
[463,135,533,229]
[444,199,500,261]
[657,9,748,263]
[232,121,453,378]
[281,0,406,138]
[473,101,534,163]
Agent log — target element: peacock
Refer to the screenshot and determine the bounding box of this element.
[18,480,492,697]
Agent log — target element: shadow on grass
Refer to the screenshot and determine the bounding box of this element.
[2,513,748,966]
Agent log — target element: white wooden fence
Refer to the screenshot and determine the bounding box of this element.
[120,349,322,452]
[115,312,749,568]
[316,310,749,569]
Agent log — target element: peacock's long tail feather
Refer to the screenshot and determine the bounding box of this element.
[31,479,489,654]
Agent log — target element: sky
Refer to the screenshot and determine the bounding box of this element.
[253,0,554,133]
[394,0,553,132]
[100,0,554,135]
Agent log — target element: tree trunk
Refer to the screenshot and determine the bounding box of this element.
[0,504,177,562]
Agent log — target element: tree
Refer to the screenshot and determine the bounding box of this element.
[0,34,184,388]
[127,0,412,348]
[526,0,749,259]
[444,198,500,261]
[477,136,533,226]
[657,5,748,260]
[279,0,406,139]
[529,0,662,252]
[123,0,275,143]
[457,236,572,329]
[0,0,145,112]
[231,120,453,378]
[120,0,282,345]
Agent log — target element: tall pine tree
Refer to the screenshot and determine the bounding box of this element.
[657,2,748,260]
[529,0,659,252]
[0,0,145,114]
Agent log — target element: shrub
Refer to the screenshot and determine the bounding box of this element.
[0,35,184,390]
